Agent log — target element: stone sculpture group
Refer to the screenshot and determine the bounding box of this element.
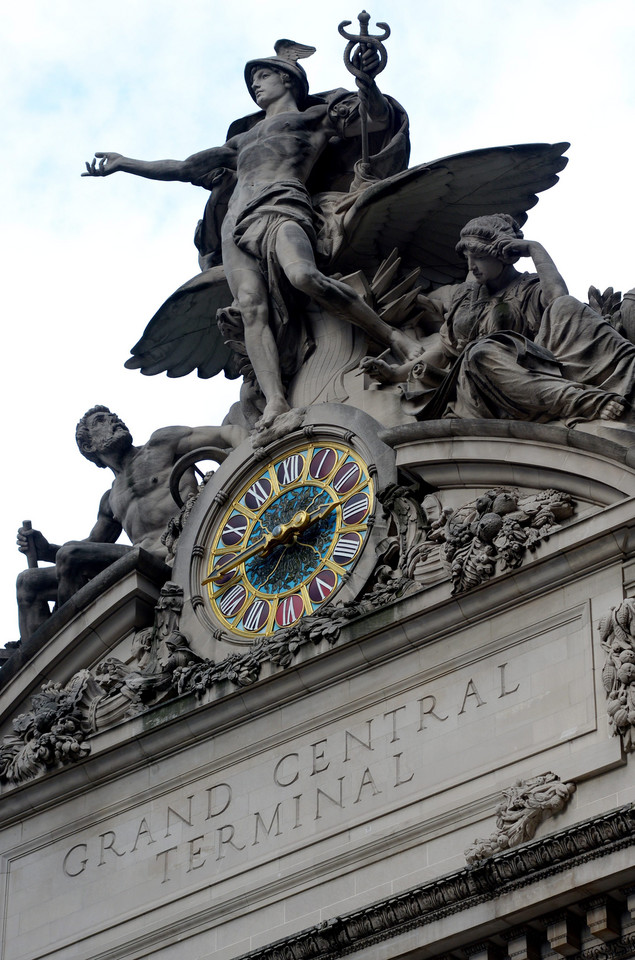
[12,13,635,770]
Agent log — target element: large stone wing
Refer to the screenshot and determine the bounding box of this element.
[330,143,569,286]
[124,266,235,379]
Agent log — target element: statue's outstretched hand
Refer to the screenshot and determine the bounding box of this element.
[82,152,123,177]
[16,525,49,561]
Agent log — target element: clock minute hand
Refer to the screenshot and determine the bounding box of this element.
[304,488,361,527]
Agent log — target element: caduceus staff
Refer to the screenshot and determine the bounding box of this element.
[338,10,391,166]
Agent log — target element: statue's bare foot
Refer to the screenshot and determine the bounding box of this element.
[599,397,626,421]
[254,397,291,431]
[251,406,307,449]
[390,330,423,362]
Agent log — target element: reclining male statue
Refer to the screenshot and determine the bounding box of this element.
[16,406,246,644]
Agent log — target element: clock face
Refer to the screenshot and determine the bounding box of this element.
[204,440,374,638]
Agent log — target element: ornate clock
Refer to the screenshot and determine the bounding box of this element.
[202,437,374,638]
[172,406,398,647]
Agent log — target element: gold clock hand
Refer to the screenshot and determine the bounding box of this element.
[204,486,368,588]
[304,486,364,527]
[203,511,314,585]
[202,533,271,584]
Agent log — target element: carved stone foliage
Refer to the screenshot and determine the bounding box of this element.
[0,573,415,784]
[0,672,97,784]
[600,598,635,751]
[174,574,415,696]
[0,582,202,785]
[464,772,576,865]
[431,487,575,594]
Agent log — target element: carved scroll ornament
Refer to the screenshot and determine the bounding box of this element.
[465,772,576,864]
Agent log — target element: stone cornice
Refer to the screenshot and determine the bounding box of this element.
[380,419,635,469]
[235,805,635,960]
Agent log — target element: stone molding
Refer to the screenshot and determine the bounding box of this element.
[233,806,635,960]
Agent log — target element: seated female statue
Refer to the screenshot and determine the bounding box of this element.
[361,213,634,423]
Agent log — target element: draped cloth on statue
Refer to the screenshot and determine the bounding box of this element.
[230,179,318,384]
[405,275,633,423]
[193,89,410,270]
[535,295,635,406]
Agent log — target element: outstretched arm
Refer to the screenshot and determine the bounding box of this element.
[498,239,568,305]
[16,489,121,562]
[82,138,240,183]
[173,424,248,456]
[144,424,248,460]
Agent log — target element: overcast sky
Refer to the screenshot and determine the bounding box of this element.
[2,0,634,638]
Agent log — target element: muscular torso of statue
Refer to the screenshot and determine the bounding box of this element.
[232,105,331,194]
[107,430,198,555]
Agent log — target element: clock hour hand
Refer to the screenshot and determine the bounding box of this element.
[202,533,270,584]
[203,509,320,585]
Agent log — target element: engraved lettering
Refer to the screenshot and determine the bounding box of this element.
[187,836,207,872]
[98,830,126,865]
[418,695,449,729]
[458,678,486,714]
[131,817,156,852]
[216,824,247,860]
[293,794,302,829]
[253,803,283,845]
[394,752,415,786]
[311,738,330,775]
[354,767,382,803]
[498,662,520,698]
[273,753,299,787]
[384,705,407,742]
[315,777,345,819]
[206,782,232,818]
[63,843,88,877]
[344,719,373,761]
[165,795,194,837]
[156,845,178,883]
